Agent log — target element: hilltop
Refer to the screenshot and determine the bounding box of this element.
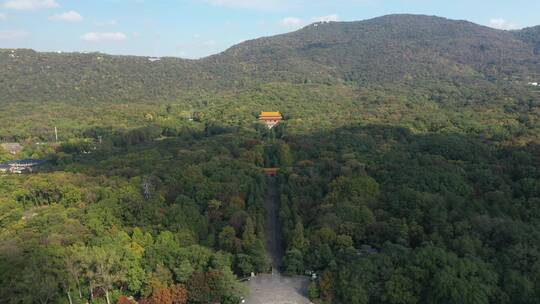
[219,14,540,84]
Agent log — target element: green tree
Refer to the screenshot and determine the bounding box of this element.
[284,249,304,275]
[383,273,418,304]
[219,226,238,253]
[88,247,127,304]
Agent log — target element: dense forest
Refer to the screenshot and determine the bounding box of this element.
[1,14,540,304]
[1,125,273,303]
[278,125,540,304]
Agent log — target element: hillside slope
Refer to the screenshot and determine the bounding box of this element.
[1,14,539,103]
[515,25,540,54]
[218,14,540,84]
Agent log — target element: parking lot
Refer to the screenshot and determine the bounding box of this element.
[243,273,312,304]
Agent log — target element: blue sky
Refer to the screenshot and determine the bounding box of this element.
[0,0,539,59]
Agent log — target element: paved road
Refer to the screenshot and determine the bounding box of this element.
[243,176,312,304]
[244,273,312,304]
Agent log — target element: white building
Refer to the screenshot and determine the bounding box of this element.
[0,159,46,174]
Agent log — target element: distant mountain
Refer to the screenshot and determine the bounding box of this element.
[215,14,540,85]
[514,25,540,54]
[1,14,539,103]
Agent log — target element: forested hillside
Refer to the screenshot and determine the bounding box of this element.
[221,14,540,84]
[1,15,540,142]
[0,126,272,304]
[1,14,540,304]
[1,14,540,104]
[278,125,540,304]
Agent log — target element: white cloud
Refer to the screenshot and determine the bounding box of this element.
[202,40,216,46]
[488,18,520,30]
[0,12,6,20]
[0,29,28,39]
[279,17,303,28]
[50,11,82,22]
[81,32,128,42]
[312,14,339,23]
[208,0,283,10]
[3,0,59,10]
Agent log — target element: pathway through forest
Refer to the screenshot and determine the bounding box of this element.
[243,176,312,304]
[265,175,283,272]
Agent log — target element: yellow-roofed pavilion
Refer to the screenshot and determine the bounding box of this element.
[259,111,282,129]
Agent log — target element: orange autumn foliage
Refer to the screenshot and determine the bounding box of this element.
[140,284,188,304]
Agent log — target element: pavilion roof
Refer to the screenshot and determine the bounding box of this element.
[259,111,282,118]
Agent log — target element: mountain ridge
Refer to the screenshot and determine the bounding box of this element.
[1,14,539,103]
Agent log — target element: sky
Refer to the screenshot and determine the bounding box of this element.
[0,0,539,59]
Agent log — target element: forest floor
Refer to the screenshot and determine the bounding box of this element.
[243,176,312,304]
